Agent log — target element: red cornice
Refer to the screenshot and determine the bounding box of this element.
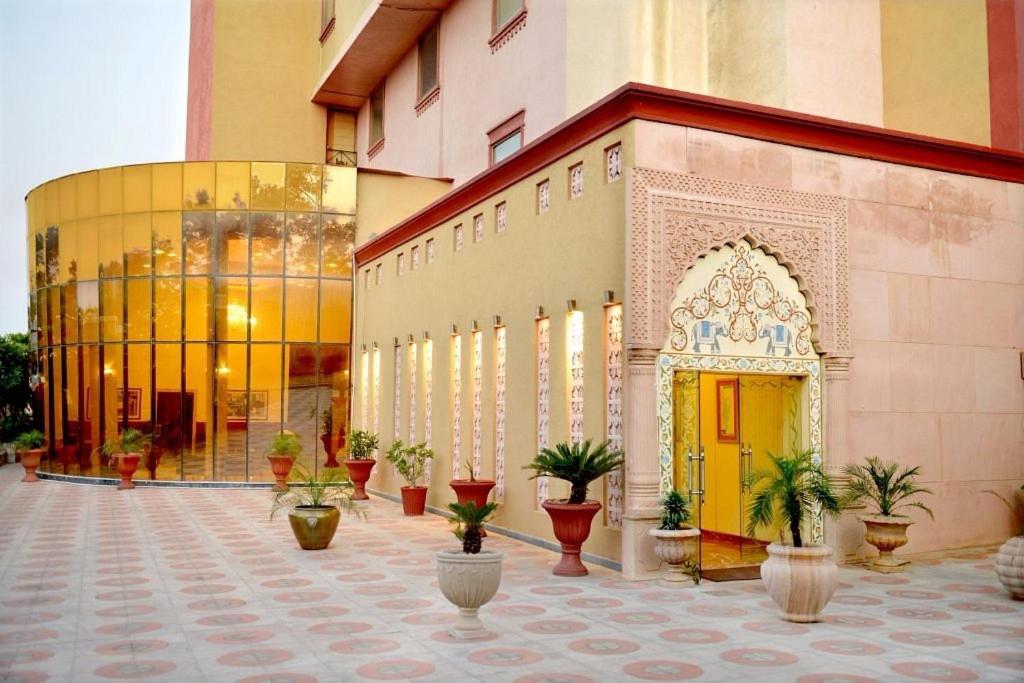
[355,83,1024,266]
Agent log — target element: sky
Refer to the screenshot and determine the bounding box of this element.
[0,0,190,334]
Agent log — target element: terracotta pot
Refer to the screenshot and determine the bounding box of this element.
[288,506,341,550]
[266,454,294,492]
[146,447,163,480]
[321,434,340,468]
[995,535,1024,599]
[19,448,43,483]
[860,514,913,573]
[761,543,838,623]
[115,453,141,490]
[345,459,377,500]
[648,527,701,582]
[436,549,503,640]
[450,479,496,537]
[401,486,428,515]
[541,500,601,576]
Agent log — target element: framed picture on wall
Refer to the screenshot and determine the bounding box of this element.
[716,378,739,443]
[248,390,268,421]
[84,387,141,421]
[226,390,269,421]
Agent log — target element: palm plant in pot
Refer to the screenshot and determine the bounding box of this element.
[101,428,153,490]
[747,448,842,622]
[267,432,301,492]
[984,486,1024,599]
[344,430,379,500]
[436,500,502,640]
[525,439,624,576]
[13,430,45,483]
[385,439,434,515]
[450,460,495,535]
[841,457,933,573]
[648,489,701,582]
[271,465,365,550]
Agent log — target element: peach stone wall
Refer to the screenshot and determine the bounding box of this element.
[633,120,1024,554]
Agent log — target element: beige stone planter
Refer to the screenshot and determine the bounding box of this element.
[860,514,912,573]
[995,536,1024,600]
[761,543,838,623]
[648,527,700,582]
[436,549,503,640]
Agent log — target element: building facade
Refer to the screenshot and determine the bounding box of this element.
[25,0,1024,577]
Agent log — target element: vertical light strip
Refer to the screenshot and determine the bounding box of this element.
[536,316,550,507]
[471,329,483,478]
[423,338,433,484]
[372,347,381,458]
[360,349,369,429]
[408,340,417,444]
[393,343,402,442]
[494,325,506,502]
[568,310,585,445]
[604,304,624,527]
[450,333,462,479]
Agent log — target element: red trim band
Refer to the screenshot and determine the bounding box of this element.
[355,82,1024,267]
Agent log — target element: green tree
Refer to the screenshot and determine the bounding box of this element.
[0,333,35,441]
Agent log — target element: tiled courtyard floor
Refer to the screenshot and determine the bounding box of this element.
[0,466,1022,683]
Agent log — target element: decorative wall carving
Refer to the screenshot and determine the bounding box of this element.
[372,348,381,459]
[450,334,462,478]
[408,341,417,444]
[360,350,368,430]
[605,304,624,527]
[570,164,584,199]
[607,145,622,183]
[538,180,550,214]
[568,312,585,445]
[494,326,507,501]
[496,203,508,233]
[423,339,433,483]
[472,330,483,478]
[536,317,550,507]
[628,168,849,356]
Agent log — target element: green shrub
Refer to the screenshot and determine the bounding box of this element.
[524,439,623,504]
[269,432,302,459]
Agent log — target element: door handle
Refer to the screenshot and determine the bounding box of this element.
[698,445,706,503]
[741,443,753,491]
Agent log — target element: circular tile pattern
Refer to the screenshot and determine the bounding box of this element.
[568,638,641,656]
[889,632,964,647]
[686,603,747,618]
[888,608,952,621]
[355,659,436,680]
[941,583,998,595]
[196,613,260,627]
[622,660,702,681]
[822,614,886,628]
[289,605,348,619]
[976,651,1024,671]
[468,648,544,666]
[236,674,319,683]
[831,595,884,606]
[375,598,432,610]
[181,583,235,595]
[566,596,623,609]
[860,575,909,585]
[205,629,275,645]
[273,591,329,604]
[0,650,54,667]
[530,585,583,596]
[720,648,798,667]
[523,619,589,635]
[330,638,401,654]
[810,640,885,656]
[889,662,979,681]
[93,660,177,679]
[660,627,729,644]
[796,675,880,683]
[307,621,372,636]
[216,648,294,667]
[430,629,498,643]
[948,600,1014,614]
[962,623,1024,638]
[609,611,670,625]
[94,639,169,656]
[0,611,60,625]
[743,620,810,635]
[639,591,693,603]
[490,604,546,617]
[887,589,942,600]
[188,598,247,611]
[95,621,163,636]
[0,629,58,646]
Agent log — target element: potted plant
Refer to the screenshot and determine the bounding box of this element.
[267,432,300,492]
[648,489,701,582]
[984,486,1024,599]
[101,428,153,490]
[436,501,502,640]
[271,465,365,550]
[525,439,624,576]
[13,430,45,483]
[747,448,842,622]
[841,457,934,573]
[319,408,340,468]
[450,460,496,536]
[385,439,434,515]
[344,429,379,500]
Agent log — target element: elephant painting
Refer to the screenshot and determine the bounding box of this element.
[692,320,727,353]
[760,324,793,357]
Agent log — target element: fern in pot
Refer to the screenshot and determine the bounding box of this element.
[436,501,502,640]
[842,457,933,573]
[101,428,153,490]
[747,448,843,622]
[13,430,45,483]
[271,465,365,550]
[525,439,623,576]
[648,490,701,582]
[344,430,379,500]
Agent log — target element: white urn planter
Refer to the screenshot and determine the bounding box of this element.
[761,543,838,623]
[436,549,503,640]
[648,527,700,582]
[995,536,1024,600]
[860,514,913,573]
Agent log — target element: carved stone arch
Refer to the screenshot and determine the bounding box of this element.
[627,167,850,356]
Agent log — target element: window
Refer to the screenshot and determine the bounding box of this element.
[495,202,507,232]
[320,0,335,42]
[397,252,405,275]
[537,179,550,213]
[418,23,440,100]
[494,0,524,31]
[488,110,525,166]
[473,214,484,243]
[569,163,583,199]
[453,224,464,252]
[369,82,385,147]
[411,245,420,270]
[375,263,382,285]
[426,238,436,263]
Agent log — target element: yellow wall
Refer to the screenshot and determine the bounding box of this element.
[210,0,326,162]
[880,0,991,145]
[355,172,453,246]
[353,125,633,563]
[317,0,375,84]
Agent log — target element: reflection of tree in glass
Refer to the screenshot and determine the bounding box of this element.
[286,166,322,210]
[286,214,319,276]
[183,213,213,274]
[69,260,77,282]
[45,228,59,284]
[153,236,177,274]
[322,217,356,276]
[252,173,285,208]
[251,213,284,273]
[185,186,211,208]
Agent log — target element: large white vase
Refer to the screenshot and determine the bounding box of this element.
[761,543,838,623]
[436,549,503,640]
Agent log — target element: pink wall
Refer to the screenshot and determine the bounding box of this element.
[634,120,1024,553]
[356,0,568,185]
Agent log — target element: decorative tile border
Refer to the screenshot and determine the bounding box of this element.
[494,326,507,501]
[535,317,550,507]
[605,304,624,527]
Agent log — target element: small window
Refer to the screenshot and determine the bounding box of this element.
[488,110,525,166]
[606,144,622,182]
[320,0,335,41]
[375,263,382,285]
[537,180,550,214]
[454,224,464,251]
[418,23,440,100]
[369,82,385,146]
[491,132,522,165]
[569,163,583,199]
[495,202,507,233]
[494,0,524,31]
[397,252,405,275]
[411,245,420,270]
[473,214,484,242]
[426,238,436,263]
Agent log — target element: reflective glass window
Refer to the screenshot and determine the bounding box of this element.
[319,280,351,343]
[126,344,152,441]
[184,278,212,341]
[216,161,251,210]
[152,163,182,211]
[77,218,98,281]
[125,279,151,341]
[102,343,123,439]
[251,162,285,210]
[101,280,123,342]
[250,278,283,342]
[319,344,350,461]
[153,212,182,275]
[48,287,61,345]
[183,212,213,274]
[285,279,317,342]
[98,216,123,276]
[321,165,356,214]
[321,215,355,277]
[248,344,282,482]
[154,279,182,341]
[98,167,123,216]
[60,221,77,283]
[215,277,249,342]
[78,281,100,343]
[216,212,249,274]
[285,343,318,471]
[286,164,322,212]
[124,213,152,276]
[251,213,284,275]
[184,343,213,480]
[64,283,79,344]
[76,171,99,219]
[82,344,102,465]
[123,165,152,213]
[183,162,215,209]
[214,343,247,481]
[154,343,183,480]
[286,214,319,276]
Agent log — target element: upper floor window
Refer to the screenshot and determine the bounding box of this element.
[488,110,525,166]
[494,0,524,32]
[320,0,335,42]
[418,23,440,100]
[369,82,385,147]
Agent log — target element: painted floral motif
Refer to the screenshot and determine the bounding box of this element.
[605,305,623,527]
[537,180,550,213]
[496,203,507,233]
[471,331,483,478]
[570,164,584,199]
[450,335,462,478]
[494,327,507,501]
[568,312,585,445]
[536,317,550,507]
[606,145,622,182]
[670,242,811,356]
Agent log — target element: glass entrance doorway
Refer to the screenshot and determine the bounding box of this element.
[672,370,806,581]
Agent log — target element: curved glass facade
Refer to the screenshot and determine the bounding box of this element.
[26,161,357,482]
